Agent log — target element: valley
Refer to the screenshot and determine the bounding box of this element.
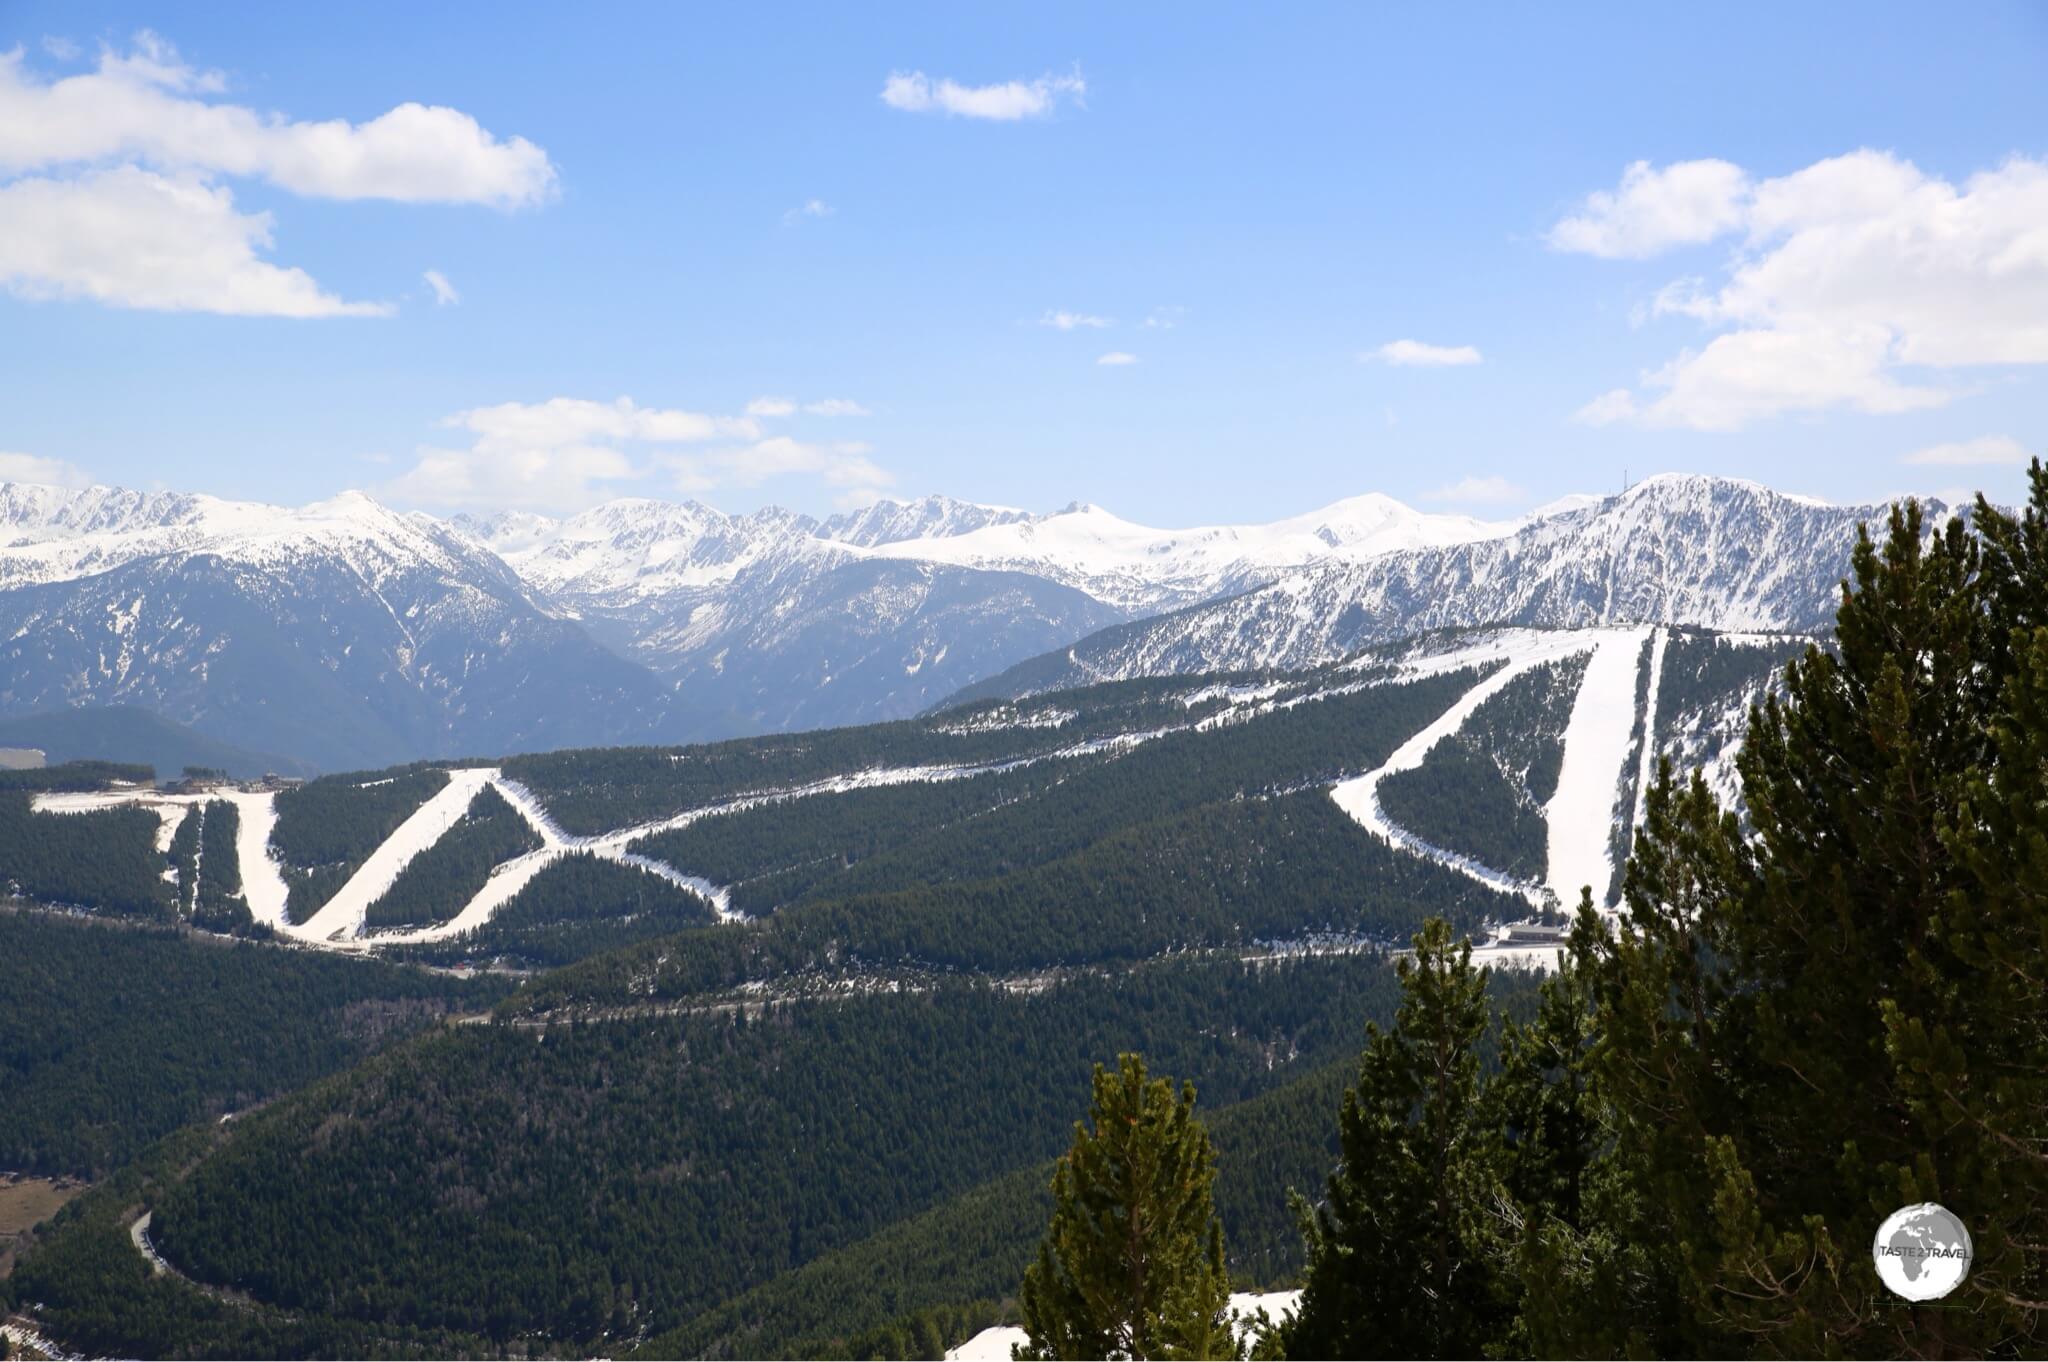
[0,474,1936,1360]
[0,616,1802,1356]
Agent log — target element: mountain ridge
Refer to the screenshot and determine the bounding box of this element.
[1,474,1931,765]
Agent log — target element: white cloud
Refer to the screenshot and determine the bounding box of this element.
[1547,158,1751,259]
[749,396,872,418]
[0,34,554,318]
[0,37,556,205]
[383,397,894,512]
[385,442,634,513]
[450,396,757,451]
[1096,351,1138,366]
[782,198,832,226]
[1900,434,2032,466]
[0,450,92,487]
[663,437,893,496]
[1040,309,1111,330]
[1565,150,2048,430]
[1424,474,1525,505]
[41,36,81,61]
[1367,339,1483,367]
[0,167,390,316]
[422,268,458,306]
[1573,389,1638,426]
[880,67,1085,121]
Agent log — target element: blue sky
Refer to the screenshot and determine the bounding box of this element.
[2,2,2046,524]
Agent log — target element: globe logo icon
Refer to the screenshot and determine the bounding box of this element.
[1872,1202,1972,1301]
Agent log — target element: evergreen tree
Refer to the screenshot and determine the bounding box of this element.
[1565,472,2048,1356]
[1283,918,1507,1359]
[1016,1054,1236,1361]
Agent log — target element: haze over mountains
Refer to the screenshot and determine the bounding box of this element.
[0,474,1927,770]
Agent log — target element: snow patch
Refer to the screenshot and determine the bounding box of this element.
[945,1291,1300,1361]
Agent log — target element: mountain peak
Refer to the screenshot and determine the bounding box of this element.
[819,493,1031,548]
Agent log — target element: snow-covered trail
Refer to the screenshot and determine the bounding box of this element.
[217,789,291,928]
[348,773,736,947]
[1544,627,1653,910]
[1330,636,1596,907]
[286,768,497,943]
[35,785,299,928]
[1632,626,1669,828]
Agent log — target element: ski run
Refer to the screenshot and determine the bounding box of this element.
[30,625,1747,964]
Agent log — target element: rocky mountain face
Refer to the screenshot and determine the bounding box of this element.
[449,497,1124,735]
[949,476,1922,703]
[0,489,681,770]
[0,475,1915,769]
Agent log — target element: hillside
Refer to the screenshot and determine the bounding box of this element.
[0,624,1799,1357]
[8,943,1543,1356]
[2,626,1800,968]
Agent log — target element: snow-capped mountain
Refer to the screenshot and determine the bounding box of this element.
[455,498,830,604]
[0,474,1917,768]
[863,493,1519,613]
[951,476,1915,702]
[0,484,681,770]
[818,494,1033,548]
[446,495,1123,733]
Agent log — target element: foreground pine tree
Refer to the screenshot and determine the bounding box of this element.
[1282,918,1507,1359]
[1563,471,2048,1356]
[1016,1054,1236,1361]
[1275,468,2047,1358]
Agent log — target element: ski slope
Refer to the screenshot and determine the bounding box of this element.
[22,625,1780,961]
[1329,632,1600,907]
[1330,626,1654,924]
[1543,627,1652,910]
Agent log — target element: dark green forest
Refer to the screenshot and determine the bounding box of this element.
[0,911,507,1176]
[395,851,719,967]
[643,1053,1380,1360]
[189,799,256,934]
[0,792,171,917]
[516,791,1521,1010]
[140,953,1448,1346]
